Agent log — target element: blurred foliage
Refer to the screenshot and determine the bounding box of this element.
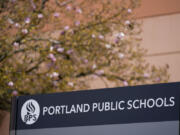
[0,0,169,111]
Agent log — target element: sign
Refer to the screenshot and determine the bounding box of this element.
[10,82,180,135]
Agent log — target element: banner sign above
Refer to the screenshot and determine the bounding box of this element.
[10,82,180,135]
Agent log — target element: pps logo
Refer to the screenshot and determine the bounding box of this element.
[21,99,40,125]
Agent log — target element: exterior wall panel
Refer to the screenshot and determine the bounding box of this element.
[135,0,180,18]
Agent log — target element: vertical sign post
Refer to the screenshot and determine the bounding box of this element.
[10,82,180,135]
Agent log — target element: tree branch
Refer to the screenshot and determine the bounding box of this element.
[26,37,61,44]
[25,58,44,73]
[55,0,74,7]
[78,10,124,31]
[41,0,49,9]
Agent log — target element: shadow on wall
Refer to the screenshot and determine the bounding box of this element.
[0,111,10,135]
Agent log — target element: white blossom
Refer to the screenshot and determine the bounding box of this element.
[53,12,60,17]
[115,32,125,39]
[96,70,104,75]
[66,5,72,11]
[144,73,150,78]
[57,47,64,53]
[75,21,80,26]
[118,53,125,59]
[30,0,36,9]
[68,82,74,87]
[50,72,59,78]
[125,20,131,25]
[64,26,70,31]
[105,44,111,49]
[14,23,20,28]
[92,34,96,38]
[50,46,54,52]
[48,53,56,62]
[22,29,28,34]
[12,90,18,96]
[98,35,104,39]
[76,8,82,14]
[84,59,88,63]
[8,81,14,87]
[123,81,128,86]
[8,18,14,24]
[48,53,54,58]
[25,17,31,24]
[92,64,97,69]
[127,8,132,13]
[67,49,73,54]
[38,14,44,19]
[13,42,19,47]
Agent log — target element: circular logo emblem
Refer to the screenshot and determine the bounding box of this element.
[21,99,40,125]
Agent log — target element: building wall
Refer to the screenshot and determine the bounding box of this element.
[134,0,180,83]
[141,13,180,82]
[135,0,180,18]
[1,0,180,135]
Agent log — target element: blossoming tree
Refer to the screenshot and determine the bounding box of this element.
[0,0,169,111]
